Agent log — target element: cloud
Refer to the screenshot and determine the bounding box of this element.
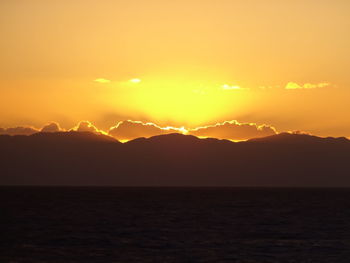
[0,126,39,136]
[285,82,330,90]
[0,120,278,141]
[108,120,185,141]
[71,121,107,135]
[41,122,63,133]
[94,78,111,84]
[221,84,247,90]
[188,120,277,141]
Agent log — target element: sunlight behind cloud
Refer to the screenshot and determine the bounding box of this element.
[98,73,258,127]
[126,77,242,126]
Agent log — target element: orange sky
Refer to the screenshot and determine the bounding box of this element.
[1,0,350,137]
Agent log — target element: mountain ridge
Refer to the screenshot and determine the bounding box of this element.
[0,131,349,187]
[1,130,349,144]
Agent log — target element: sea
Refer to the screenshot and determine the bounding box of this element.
[1,187,350,262]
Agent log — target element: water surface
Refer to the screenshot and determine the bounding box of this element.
[2,187,350,262]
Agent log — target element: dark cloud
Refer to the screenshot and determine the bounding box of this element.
[108,120,182,141]
[188,120,277,141]
[0,121,104,136]
[41,122,62,133]
[0,119,278,141]
[0,126,39,136]
[71,121,106,135]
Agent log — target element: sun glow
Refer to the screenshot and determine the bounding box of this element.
[129,78,235,126]
[130,78,141,83]
[101,75,254,127]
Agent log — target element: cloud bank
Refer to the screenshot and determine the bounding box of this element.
[188,120,277,141]
[71,121,107,135]
[41,122,63,133]
[0,120,279,141]
[0,126,39,136]
[108,120,184,141]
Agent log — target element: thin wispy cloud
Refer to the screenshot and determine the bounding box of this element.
[285,82,330,90]
[94,78,111,84]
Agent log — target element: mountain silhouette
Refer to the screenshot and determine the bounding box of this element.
[0,132,349,186]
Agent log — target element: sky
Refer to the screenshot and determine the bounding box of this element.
[1,0,350,137]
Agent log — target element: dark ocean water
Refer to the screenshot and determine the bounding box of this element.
[1,187,350,262]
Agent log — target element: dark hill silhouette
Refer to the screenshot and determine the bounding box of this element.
[0,132,349,186]
[248,132,349,144]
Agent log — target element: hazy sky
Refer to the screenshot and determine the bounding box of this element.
[1,0,350,137]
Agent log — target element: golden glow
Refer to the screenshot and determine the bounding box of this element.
[1,1,350,137]
[109,75,252,127]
